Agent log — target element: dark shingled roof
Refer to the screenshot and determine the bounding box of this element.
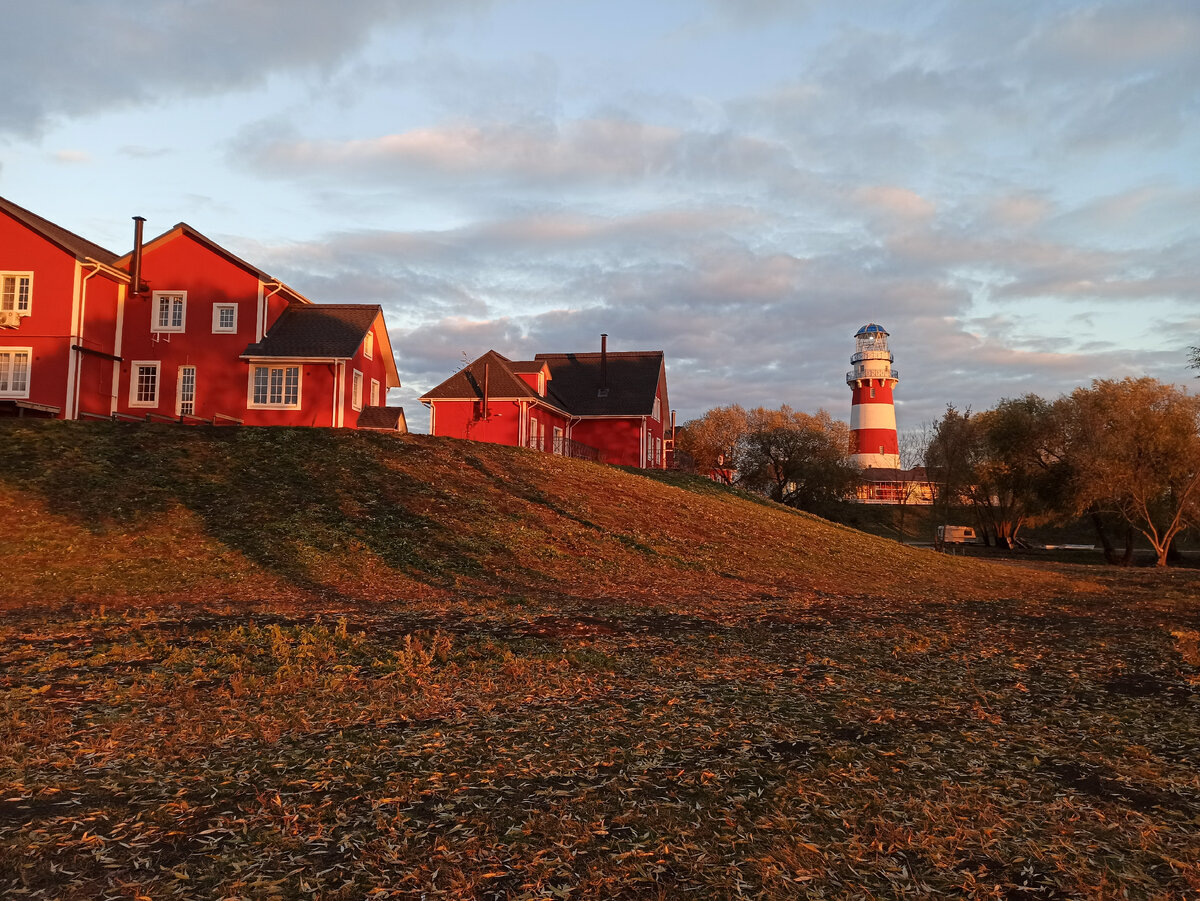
[0,195,120,265]
[507,360,547,374]
[420,351,570,415]
[242,304,380,359]
[356,406,408,432]
[534,351,664,417]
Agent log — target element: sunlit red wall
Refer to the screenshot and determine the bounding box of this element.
[0,214,123,417]
[431,399,523,446]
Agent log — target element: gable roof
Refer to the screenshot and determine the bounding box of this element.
[534,350,665,417]
[115,222,311,305]
[0,195,122,266]
[508,360,549,375]
[357,405,408,432]
[420,350,569,414]
[242,303,401,387]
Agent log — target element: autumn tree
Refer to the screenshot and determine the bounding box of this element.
[925,405,978,536]
[925,398,1065,549]
[676,405,748,471]
[736,407,861,515]
[968,395,1067,549]
[893,423,935,540]
[1061,378,1200,567]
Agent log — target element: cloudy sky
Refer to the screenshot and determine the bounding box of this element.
[3,0,1197,432]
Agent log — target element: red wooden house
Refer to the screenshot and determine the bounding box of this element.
[0,196,128,419]
[421,337,670,468]
[0,197,405,431]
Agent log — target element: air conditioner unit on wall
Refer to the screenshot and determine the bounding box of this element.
[0,311,21,328]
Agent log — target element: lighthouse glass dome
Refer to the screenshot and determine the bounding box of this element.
[852,323,893,364]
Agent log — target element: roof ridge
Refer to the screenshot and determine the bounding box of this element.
[0,195,119,263]
[535,350,663,357]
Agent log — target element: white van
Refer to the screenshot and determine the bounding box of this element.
[936,525,977,547]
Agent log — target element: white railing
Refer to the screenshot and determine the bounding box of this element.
[846,367,898,382]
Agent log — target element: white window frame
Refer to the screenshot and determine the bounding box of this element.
[363,331,374,360]
[652,395,661,421]
[0,272,33,316]
[352,369,363,412]
[247,364,302,409]
[552,426,563,455]
[152,292,186,333]
[0,347,32,398]
[212,303,237,334]
[129,361,160,408]
[370,378,380,407]
[177,365,197,417]
[656,436,663,465]
[529,415,540,450]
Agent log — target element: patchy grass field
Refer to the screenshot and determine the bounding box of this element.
[1,423,1198,899]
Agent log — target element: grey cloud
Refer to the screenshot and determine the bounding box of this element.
[232,117,796,195]
[0,0,487,136]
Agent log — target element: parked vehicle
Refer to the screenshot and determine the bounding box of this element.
[936,525,977,551]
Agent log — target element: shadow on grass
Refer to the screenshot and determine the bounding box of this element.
[0,422,523,597]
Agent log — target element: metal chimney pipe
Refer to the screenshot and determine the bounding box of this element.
[130,216,146,296]
[482,362,490,419]
[600,333,608,389]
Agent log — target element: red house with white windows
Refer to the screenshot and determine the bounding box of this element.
[0,197,128,419]
[0,196,405,430]
[421,336,671,468]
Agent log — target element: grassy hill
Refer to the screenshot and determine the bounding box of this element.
[2,422,1198,899]
[0,421,1066,609]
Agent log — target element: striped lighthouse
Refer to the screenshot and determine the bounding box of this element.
[846,323,900,469]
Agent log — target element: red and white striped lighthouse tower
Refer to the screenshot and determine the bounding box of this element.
[846,323,900,469]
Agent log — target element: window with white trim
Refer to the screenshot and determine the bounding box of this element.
[530,416,540,450]
[370,378,380,407]
[0,348,31,397]
[656,437,663,465]
[552,426,563,455]
[177,366,196,416]
[363,331,374,360]
[249,364,301,408]
[129,361,160,407]
[352,369,363,412]
[212,304,237,333]
[0,273,32,315]
[652,395,661,421]
[152,292,186,333]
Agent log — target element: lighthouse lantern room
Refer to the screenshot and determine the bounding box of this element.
[846,323,901,469]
